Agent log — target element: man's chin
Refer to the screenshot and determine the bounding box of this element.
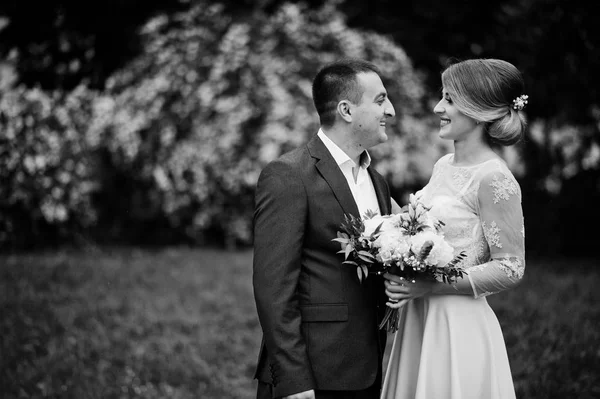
[368,136,388,149]
[362,131,388,149]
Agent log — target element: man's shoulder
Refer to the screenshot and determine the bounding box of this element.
[266,138,315,167]
[259,141,312,178]
[279,144,309,162]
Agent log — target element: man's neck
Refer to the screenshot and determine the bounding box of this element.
[320,127,362,165]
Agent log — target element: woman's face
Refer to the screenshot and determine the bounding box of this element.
[433,88,478,142]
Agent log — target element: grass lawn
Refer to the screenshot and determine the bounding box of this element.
[1,247,599,398]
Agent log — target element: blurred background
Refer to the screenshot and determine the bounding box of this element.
[0,0,598,398]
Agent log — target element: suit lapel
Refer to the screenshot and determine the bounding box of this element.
[307,136,360,218]
[368,168,391,216]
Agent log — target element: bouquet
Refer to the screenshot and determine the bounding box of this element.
[333,193,467,333]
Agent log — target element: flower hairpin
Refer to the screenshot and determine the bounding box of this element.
[512,94,529,111]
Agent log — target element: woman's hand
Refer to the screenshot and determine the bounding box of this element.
[383,273,436,308]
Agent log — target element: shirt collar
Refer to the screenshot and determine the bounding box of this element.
[317,129,371,169]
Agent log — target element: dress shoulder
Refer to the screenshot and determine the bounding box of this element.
[433,153,454,171]
[475,159,522,201]
[437,153,454,165]
[476,159,518,181]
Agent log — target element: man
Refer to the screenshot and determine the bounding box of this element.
[253,58,396,399]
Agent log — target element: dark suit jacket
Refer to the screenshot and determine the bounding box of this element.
[252,135,392,398]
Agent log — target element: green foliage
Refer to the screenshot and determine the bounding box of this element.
[4,0,599,128]
[342,0,600,125]
[0,0,447,249]
[333,213,382,282]
[0,248,262,399]
[9,0,596,251]
[1,249,598,398]
[517,120,600,255]
[487,258,600,398]
[89,0,436,245]
[0,85,99,247]
[2,0,599,252]
[0,0,187,91]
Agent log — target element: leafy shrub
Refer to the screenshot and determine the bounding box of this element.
[90,0,440,246]
[0,1,457,248]
[0,84,98,248]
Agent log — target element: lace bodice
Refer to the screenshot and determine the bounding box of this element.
[418,153,526,298]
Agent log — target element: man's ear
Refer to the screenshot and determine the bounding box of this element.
[337,100,352,123]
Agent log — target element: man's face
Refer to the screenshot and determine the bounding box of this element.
[350,72,396,149]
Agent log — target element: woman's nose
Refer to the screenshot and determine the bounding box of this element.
[433,100,444,115]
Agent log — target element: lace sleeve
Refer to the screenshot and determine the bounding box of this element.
[466,169,526,298]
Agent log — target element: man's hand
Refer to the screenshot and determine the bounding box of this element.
[383,273,436,308]
[283,389,315,399]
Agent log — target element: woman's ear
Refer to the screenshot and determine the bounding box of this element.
[337,100,352,123]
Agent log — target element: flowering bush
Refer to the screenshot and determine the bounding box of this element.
[1,0,450,248]
[0,84,98,247]
[88,0,437,245]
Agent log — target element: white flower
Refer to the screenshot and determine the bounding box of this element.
[410,231,454,267]
[374,230,410,264]
[512,94,529,111]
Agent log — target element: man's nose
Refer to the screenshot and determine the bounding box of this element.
[385,102,396,118]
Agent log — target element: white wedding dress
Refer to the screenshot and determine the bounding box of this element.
[381,153,525,399]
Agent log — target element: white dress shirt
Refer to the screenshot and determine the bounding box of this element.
[317,130,381,218]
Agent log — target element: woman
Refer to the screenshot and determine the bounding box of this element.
[381,58,527,399]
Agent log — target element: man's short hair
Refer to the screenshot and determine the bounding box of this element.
[312,58,381,128]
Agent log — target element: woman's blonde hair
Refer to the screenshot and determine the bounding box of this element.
[441,58,527,146]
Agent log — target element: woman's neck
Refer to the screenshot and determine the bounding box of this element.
[452,138,498,166]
